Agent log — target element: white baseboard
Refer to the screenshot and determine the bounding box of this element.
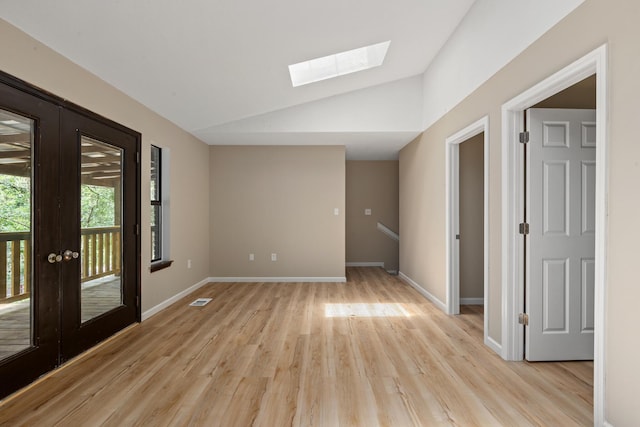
[485,335,502,356]
[142,277,210,321]
[345,262,384,268]
[603,422,613,427]
[460,298,484,305]
[398,271,447,313]
[209,277,347,283]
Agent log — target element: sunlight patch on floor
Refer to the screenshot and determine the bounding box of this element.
[324,303,411,318]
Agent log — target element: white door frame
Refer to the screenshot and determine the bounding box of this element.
[445,116,496,353]
[501,45,607,424]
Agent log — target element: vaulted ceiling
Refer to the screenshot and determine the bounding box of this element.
[0,0,476,159]
[0,0,584,159]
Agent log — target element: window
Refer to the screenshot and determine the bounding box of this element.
[150,145,171,271]
[150,145,161,261]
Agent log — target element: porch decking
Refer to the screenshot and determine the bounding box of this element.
[0,276,122,361]
[0,227,122,361]
[0,298,29,360]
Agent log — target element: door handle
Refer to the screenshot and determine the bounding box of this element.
[48,250,79,263]
[62,249,80,262]
[48,253,63,263]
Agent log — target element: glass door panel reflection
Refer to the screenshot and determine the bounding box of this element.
[80,136,123,323]
[0,109,33,360]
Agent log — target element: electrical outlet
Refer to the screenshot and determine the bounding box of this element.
[187,259,192,269]
[365,208,372,216]
[271,253,277,261]
[249,253,254,261]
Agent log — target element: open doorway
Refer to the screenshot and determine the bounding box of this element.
[445,117,494,352]
[459,133,485,307]
[501,45,607,424]
[458,133,485,342]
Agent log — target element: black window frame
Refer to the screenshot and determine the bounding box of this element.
[150,145,171,271]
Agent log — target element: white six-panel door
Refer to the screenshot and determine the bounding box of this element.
[526,108,596,361]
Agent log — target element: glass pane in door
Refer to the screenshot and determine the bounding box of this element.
[0,109,33,360]
[80,136,123,323]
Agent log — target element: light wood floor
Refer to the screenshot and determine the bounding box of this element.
[0,268,593,426]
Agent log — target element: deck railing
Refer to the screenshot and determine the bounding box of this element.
[0,231,30,304]
[80,226,121,283]
[0,226,121,303]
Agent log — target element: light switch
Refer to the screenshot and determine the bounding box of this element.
[334,208,339,216]
[271,253,277,261]
[249,253,254,261]
[364,208,372,216]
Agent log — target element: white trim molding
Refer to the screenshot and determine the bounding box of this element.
[141,277,210,321]
[445,116,492,353]
[209,277,347,283]
[500,44,607,426]
[398,271,447,313]
[485,335,502,356]
[445,117,490,316]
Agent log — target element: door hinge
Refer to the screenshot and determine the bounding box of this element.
[135,224,140,235]
[519,131,530,143]
[136,296,140,308]
[136,151,141,163]
[518,313,529,326]
[519,222,530,235]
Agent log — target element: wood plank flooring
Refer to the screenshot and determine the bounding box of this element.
[0,298,29,360]
[0,268,593,426]
[0,276,122,360]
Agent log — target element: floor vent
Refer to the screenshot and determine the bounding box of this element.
[189,298,212,307]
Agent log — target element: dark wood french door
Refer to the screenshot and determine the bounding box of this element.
[0,73,140,399]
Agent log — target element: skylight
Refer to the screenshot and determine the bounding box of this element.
[288,41,391,87]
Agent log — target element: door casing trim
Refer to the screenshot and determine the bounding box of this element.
[445,116,495,354]
[500,44,607,425]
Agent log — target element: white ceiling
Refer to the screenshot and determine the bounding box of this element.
[0,0,477,159]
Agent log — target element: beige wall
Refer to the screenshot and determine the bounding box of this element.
[399,0,640,423]
[459,134,484,299]
[346,161,399,272]
[4,0,639,422]
[0,18,211,314]
[210,145,345,278]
